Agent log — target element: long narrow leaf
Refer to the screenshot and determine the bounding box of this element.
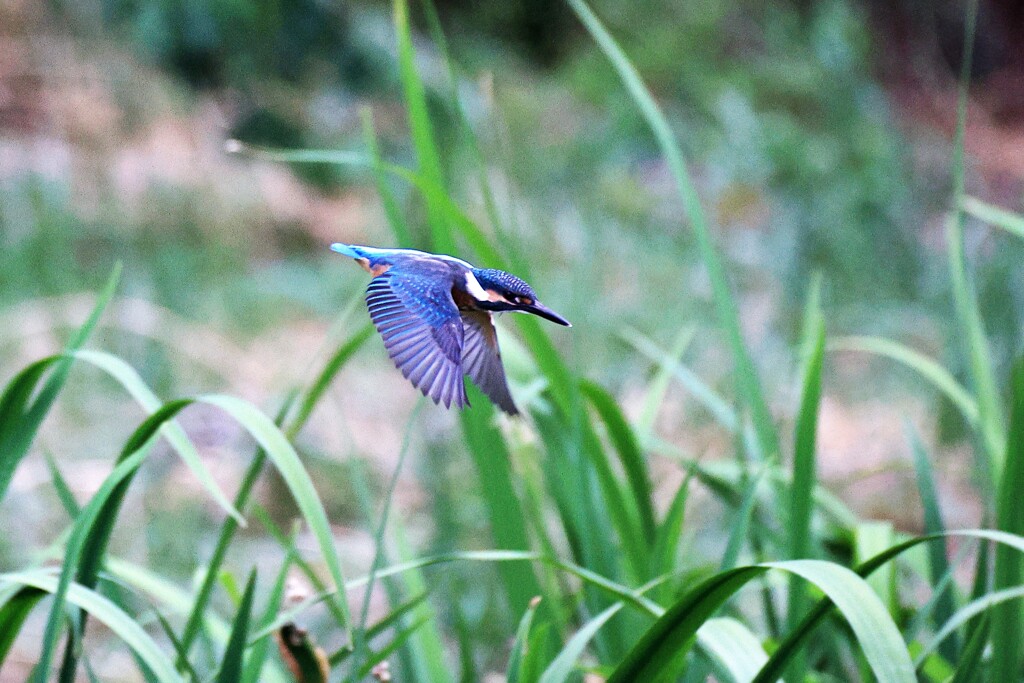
[829,336,979,430]
[1,570,184,683]
[992,357,1024,680]
[198,395,352,640]
[608,559,915,683]
[962,195,1024,241]
[74,350,244,523]
[539,603,623,683]
[906,421,958,660]
[216,570,257,683]
[0,264,119,500]
[568,0,777,458]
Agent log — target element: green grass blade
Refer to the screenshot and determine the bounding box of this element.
[568,0,777,458]
[243,556,292,683]
[696,617,769,683]
[40,400,192,683]
[2,570,185,683]
[653,470,691,584]
[181,324,370,658]
[720,467,767,571]
[351,402,420,679]
[961,196,1024,241]
[45,451,80,519]
[0,264,119,501]
[854,522,896,611]
[906,420,958,661]
[216,570,257,683]
[609,559,915,683]
[460,402,548,619]
[74,350,244,524]
[625,330,737,434]
[539,603,623,683]
[419,0,520,270]
[198,395,352,641]
[946,0,1004,480]
[393,0,451,252]
[630,326,697,441]
[916,585,1024,666]
[0,587,46,663]
[752,528,1024,683]
[354,614,432,679]
[992,357,1024,681]
[361,109,413,247]
[581,380,657,543]
[949,613,988,683]
[328,592,430,666]
[507,597,542,683]
[786,297,825,659]
[829,336,980,430]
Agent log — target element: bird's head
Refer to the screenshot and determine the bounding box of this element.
[471,269,571,327]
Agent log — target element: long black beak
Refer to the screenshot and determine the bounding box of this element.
[523,301,572,327]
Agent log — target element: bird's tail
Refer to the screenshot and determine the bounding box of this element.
[330,243,363,259]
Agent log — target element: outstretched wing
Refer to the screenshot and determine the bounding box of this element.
[366,265,467,409]
[461,311,518,415]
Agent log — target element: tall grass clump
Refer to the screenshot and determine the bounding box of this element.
[3,0,1024,681]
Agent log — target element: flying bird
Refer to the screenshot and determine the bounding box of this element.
[331,244,571,415]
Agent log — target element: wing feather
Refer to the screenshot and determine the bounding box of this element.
[365,269,467,408]
[461,311,518,415]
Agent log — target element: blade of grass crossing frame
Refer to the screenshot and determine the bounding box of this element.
[830,336,980,434]
[992,357,1024,681]
[351,402,420,680]
[568,0,777,459]
[916,585,1024,665]
[216,570,257,683]
[0,264,119,501]
[750,529,1024,683]
[288,323,375,436]
[580,380,657,544]
[947,0,1004,479]
[906,420,959,661]
[0,587,46,663]
[608,559,915,683]
[242,555,293,683]
[854,522,896,611]
[45,451,80,519]
[539,603,623,683]
[949,613,988,683]
[632,327,696,438]
[73,349,244,524]
[346,456,449,683]
[418,0,524,272]
[361,109,413,248]
[393,0,452,253]
[787,302,825,598]
[697,617,770,683]
[961,196,1024,241]
[198,395,352,641]
[507,597,542,683]
[460,401,548,621]
[1,570,184,683]
[36,401,191,683]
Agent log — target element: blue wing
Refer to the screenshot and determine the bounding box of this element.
[461,311,518,415]
[365,266,467,409]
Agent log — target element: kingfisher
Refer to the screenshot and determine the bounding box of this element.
[331,244,571,415]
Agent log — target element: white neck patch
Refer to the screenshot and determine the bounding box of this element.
[464,271,489,301]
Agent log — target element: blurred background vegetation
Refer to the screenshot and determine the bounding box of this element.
[2,0,1023,679]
